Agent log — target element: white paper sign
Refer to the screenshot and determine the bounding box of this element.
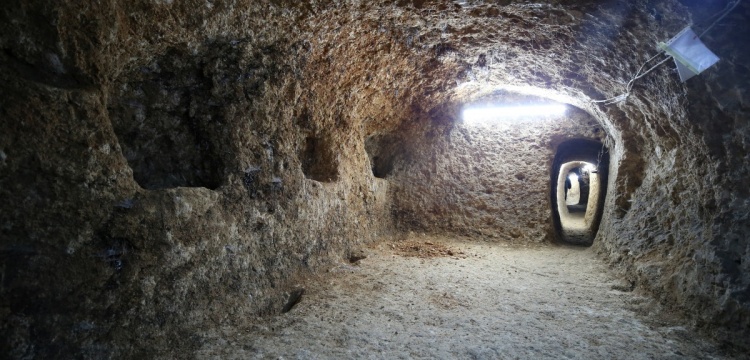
[660,27,720,82]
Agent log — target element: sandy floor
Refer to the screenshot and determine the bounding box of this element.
[197,236,730,359]
[561,212,591,244]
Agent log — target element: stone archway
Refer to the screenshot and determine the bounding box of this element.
[550,139,610,245]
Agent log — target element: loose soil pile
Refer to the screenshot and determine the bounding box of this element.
[391,238,467,259]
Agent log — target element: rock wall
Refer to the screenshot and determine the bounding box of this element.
[1,0,748,356]
[389,100,606,242]
[594,0,750,349]
[0,1,397,357]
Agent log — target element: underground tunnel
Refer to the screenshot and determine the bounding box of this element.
[1,0,749,358]
[551,138,610,246]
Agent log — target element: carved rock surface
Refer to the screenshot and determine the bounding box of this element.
[0,0,748,357]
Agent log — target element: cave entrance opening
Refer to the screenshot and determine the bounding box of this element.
[550,140,609,246]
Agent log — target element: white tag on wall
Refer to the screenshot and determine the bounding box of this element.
[674,59,698,82]
[659,27,720,82]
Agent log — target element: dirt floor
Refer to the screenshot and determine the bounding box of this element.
[197,235,732,359]
[561,211,591,245]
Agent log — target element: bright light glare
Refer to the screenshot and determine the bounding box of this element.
[582,163,597,173]
[568,173,579,182]
[463,104,567,125]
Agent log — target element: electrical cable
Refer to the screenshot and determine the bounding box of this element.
[698,0,741,37]
[591,0,742,105]
[591,53,672,105]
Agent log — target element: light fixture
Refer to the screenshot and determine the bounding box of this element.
[462,104,567,125]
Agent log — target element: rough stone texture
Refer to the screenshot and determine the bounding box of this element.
[593,1,750,350]
[0,1,395,357]
[389,100,605,242]
[1,0,748,357]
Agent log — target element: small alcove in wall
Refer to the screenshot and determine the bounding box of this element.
[364,134,398,179]
[299,134,339,182]
[106,54,225,191]
[550,139,609,245]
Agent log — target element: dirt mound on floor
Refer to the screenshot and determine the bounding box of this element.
[391,240,466,258]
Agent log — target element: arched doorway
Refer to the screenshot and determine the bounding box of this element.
[550,139,609,245]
